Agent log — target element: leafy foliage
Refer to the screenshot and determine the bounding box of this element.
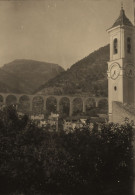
[0,106,133,194]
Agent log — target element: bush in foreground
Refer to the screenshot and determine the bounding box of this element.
[0,106,133,194]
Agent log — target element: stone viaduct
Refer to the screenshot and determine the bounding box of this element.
[0,93,108,116]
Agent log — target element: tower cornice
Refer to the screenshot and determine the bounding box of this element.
[107,24,135,33]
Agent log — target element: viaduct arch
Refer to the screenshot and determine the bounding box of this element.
[0,93,108,116]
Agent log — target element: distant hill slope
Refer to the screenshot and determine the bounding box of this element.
[36,45,109,96]
[0,59,64,94]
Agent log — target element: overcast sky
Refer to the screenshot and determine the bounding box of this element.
[0,0,133,69]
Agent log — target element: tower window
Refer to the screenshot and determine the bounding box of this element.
[127,37,131,53]
[114,86,117,91]
[113,38,118,54]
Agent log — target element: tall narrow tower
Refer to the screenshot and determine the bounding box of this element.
[107,7,135,122]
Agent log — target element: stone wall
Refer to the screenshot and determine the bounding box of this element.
[112,101,135,124]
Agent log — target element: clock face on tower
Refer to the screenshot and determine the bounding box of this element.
[125,64,135,78]
[110,63,120,79]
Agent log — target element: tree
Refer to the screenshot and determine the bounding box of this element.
[0,106,133,194]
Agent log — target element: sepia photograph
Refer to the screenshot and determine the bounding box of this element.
[0,0,135,194]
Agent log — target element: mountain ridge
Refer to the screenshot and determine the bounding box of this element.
[36,44,109,96]
[0,59,64,94]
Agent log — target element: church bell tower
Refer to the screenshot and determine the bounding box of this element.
[107,6,135,121]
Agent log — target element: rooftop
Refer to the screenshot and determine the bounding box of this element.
[111,7,133,28]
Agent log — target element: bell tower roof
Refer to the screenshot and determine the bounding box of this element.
[111,7,133,28]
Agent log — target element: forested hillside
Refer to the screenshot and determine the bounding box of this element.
[36,45,109,96]
[0,59,64,94]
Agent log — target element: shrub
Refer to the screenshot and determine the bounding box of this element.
[0,106,133,194]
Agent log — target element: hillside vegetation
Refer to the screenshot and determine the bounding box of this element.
[36,45,109,96]
[0,59,64,94]
[0,45,109,96]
